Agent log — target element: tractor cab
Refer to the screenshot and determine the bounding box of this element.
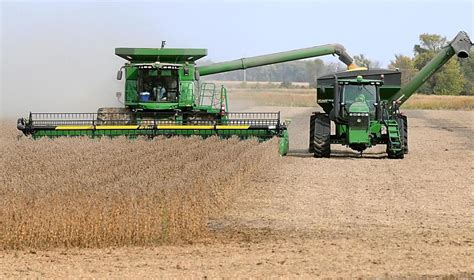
[330,76,382,151]
[335,76,383,122]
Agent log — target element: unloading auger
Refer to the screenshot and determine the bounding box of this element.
[17,43,357,155]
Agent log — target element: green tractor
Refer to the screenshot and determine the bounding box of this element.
[17,42,357,155]
[310,31,472,158]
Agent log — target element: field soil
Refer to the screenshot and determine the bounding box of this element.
[1,107,473,278]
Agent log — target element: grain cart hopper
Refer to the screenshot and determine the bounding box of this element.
[310,31,472,158]
[17,43,357,155]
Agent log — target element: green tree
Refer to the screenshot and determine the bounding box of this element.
[433,58,465,95]
[413,33,465,95]
[459,50,474,95]
[388,54,417,86]
[305,59,326,84]
[353,54,381,69]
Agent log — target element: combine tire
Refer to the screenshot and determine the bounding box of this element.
[312,113,331,158]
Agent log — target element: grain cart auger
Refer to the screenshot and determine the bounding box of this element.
[17,43,357,155]
[310,31,472,159]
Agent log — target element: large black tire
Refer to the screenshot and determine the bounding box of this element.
[312,113,331,158]
[387,115,405,159]
[308,114,316,152]
[387,145,404,159]
[401,115,408,154]
[394,114,408,154]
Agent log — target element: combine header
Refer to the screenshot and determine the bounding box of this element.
[18,43,357,155]
[310,31,472,158]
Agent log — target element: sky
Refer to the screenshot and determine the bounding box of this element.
[1,0,473,117]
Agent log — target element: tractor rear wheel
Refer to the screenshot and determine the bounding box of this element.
[387,145,404,159]
[387,116,405,159]
[401,115,408,154]
[312,113,331,158]
[394,114,408,154]
[309,114,316,152]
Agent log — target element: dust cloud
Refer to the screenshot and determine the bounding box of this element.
[0,2,139,119]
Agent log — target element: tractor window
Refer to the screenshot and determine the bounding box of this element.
[342,84,377,115]
[137,68,179,102]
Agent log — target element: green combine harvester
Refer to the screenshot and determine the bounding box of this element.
[310,31,472,158]
[17,43,358,155]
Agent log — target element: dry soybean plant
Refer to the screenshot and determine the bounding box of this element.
[0,122,279,249]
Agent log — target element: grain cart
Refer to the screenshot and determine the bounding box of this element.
[17,43,357,155]
[310,31,472,158]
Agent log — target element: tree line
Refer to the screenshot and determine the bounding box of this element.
[203,33,473,95]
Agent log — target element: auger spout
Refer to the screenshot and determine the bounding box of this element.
[390,31,472,106]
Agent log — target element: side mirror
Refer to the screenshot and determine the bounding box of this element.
[116,69,123,80]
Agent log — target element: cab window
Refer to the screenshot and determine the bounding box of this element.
[341,84,377,115]
[137,68,179,102]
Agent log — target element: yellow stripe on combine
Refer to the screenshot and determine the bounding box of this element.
[55,124,251,130]
[95,125,139,130]
[55,125,139,130]
[215,125,250,130]
[157,125,214,130]
[157,125,250,130]
[55,125,94,130]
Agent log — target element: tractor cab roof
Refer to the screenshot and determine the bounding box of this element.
[317,69,401,87]
[338,78,383,84]
[115,48,208,63]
